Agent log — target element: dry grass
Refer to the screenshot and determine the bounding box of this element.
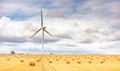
[0,54,120,71]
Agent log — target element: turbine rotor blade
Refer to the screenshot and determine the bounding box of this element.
[44,29,53,37]
[41,9,43,28]
[30,28,42,38]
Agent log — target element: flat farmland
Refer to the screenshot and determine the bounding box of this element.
[0,54,120,71]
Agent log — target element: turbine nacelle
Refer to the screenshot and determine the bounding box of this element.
[43,27,46,29]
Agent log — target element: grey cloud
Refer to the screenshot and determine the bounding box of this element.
[0,0,42,18]
[0,0,74,18]
[14,48,41,54]
[0,0,44,4]
[31,38,60,43]
[55,34,72,39]
[79,39,93,43]
[51,0,74,7]
[58,44,77,47]
[85,28,98,33]
[45,46,102,54]
[73,23,79,27]
[47,11,65,18]
[76,0,120,19]
[0,36,27,43]
[82,25,120,42]
[111,23,120,30]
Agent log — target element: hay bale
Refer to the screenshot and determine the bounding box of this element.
[29,61,36,66]
[100,61,104,64]
[77,61,81,64]
[66,61,70,64]
[49,61,52,63]
[20,60,24,62]
[88,61,92,63]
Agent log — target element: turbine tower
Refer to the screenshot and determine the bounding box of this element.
[30,9,53,54]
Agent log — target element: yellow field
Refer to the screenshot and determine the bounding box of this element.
[0,54,120,71]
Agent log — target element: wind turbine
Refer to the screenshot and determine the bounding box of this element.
[30,9,53,54]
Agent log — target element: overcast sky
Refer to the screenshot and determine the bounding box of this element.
[0,0,120,54]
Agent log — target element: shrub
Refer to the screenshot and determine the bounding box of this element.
[11,51,15,54]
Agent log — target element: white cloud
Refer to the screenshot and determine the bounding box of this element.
[0,15,120,54]
[0,0,120,54]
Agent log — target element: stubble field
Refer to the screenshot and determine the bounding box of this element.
[0,54,120,71]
